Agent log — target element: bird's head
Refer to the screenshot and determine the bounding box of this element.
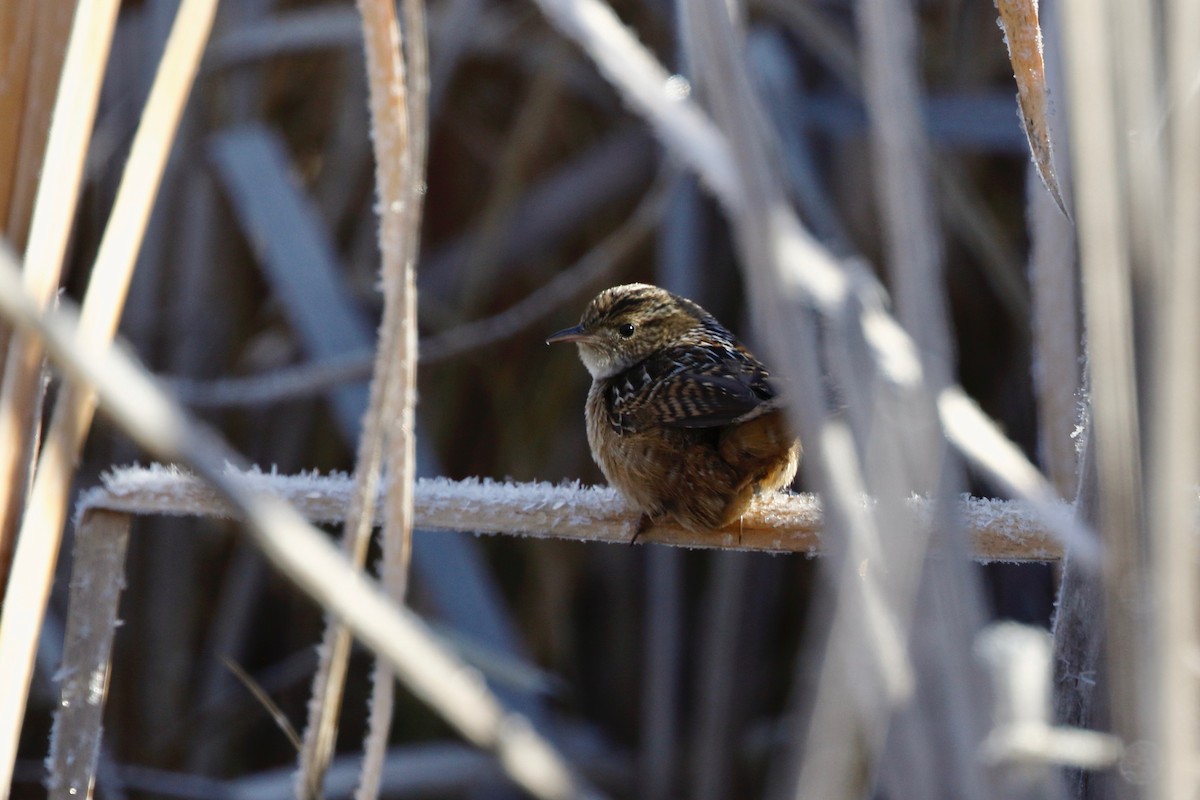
[546,283,712,379]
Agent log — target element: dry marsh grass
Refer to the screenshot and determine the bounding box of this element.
[0,1,1195,799]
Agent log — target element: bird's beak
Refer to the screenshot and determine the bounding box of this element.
[546,324,591,345]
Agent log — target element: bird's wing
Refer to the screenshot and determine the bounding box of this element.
[608,343,778,432]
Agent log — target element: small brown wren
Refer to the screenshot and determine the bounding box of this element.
[547,283,801,535]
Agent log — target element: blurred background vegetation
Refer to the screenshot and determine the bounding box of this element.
[9,0,1059,797]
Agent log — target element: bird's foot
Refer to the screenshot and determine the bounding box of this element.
[630,513,653,546]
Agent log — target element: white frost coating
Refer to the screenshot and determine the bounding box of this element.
[74,463,356,526]
[86,668,105,706]
[82,466,823,550]
[664,74,691,100]
[938,386,1101,565]
[66,465,1149,561]
[529,0,1085,555]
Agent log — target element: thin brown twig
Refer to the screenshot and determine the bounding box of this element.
[220,656,304,752]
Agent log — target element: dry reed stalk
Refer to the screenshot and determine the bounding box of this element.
[0,3,36,229]
[1026,166,1079,497]
[640,540,682,800]
[1026,15,1108,794]
[1113,2,1168,285]
[530,0,1097,566]
[532,0,740,206]
[857,0,952,380]
[0,0,216,793]
[850,3,991,796]
[688,552,749,800]
[672,2,943,795]
[354,0,427,797]
[1016,0,1079,503]
[1148,0,1200,790]
[1062,0,1148,768]
[1059,0,1200,789]
[0,0,119,601]
[46,510,131,800]
[290,257,385,790]
[995,0,1068,214]
[0,3,118,794]
[0,246,606,800]
[1051,438,1112,800]
[2,0,76,251]
[79,465,1088,561]
[292,0,424,795]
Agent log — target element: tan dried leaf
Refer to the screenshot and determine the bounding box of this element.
[996,0,1068,216]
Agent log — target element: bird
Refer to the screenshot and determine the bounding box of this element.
[547,283,800,538]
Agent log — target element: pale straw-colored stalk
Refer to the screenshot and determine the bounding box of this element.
[2,2,78,250]
[0,242,607,800]
[1148,0,1200,792]
[293,0,427,796]
[0,0,213,794]
[1061,0,1147,757]
[355,0,427,798]
[0,0,120,597]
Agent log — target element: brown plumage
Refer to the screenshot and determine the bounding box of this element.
[547,283,801,535]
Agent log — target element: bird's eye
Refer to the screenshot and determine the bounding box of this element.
[618,322,636,338]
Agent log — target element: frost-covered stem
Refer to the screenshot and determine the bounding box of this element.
[81,466,1096,562]
[1061,0,1145,760]
[402,0,429,182]
[0,243,607,800]
[531,0,1090,567]
[680,3,911,797]
[293,0,414,793]
[354,0,428,797]
[680,0,988,795]
[47,511,131,800]
[1026,165,1079,497]
[1021,0,1080,501]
